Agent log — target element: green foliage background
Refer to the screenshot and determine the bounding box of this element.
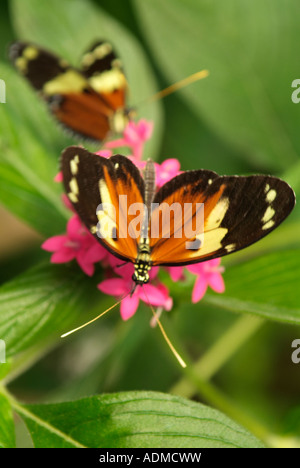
[0,0,300,448]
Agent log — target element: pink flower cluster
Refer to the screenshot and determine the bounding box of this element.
[42,120,225,320]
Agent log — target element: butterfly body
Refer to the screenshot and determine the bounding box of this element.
[133,239,152,285]
[9,40,131,141]
[61,147,295,288]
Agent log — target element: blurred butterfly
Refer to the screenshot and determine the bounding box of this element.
[9,40,133,142]
[61,146,296,287]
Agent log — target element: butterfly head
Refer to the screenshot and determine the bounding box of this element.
[132,269,150,286]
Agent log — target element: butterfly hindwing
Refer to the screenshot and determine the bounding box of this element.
[61,147,145,263]
[9,40,128,141]
[149,171,295,266]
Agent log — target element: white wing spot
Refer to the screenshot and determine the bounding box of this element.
[266,189,276,203]
[262,220,275,230]
[70,155,80,175]
[262,206,275,224]
[68,192,78,203]
[69,177,79,195]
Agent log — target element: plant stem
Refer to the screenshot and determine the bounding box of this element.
[179,367,270,443]
[171,314,263,397]
[170,314,277,445]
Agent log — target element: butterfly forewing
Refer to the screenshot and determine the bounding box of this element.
[61,147,145,263]
[9,41,73,91]
[149,171,295,266]
[80,40,127,111]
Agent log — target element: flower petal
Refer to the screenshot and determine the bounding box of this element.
[97,278,129,297]
[50,248,76,263]
[192,276,208,303]
[120,294,139,320]
[83,242,108,264]
[76,250,94,276]
[160,158,181,174]
[186,263,206,275]
[139,283,168,306]
[95,149,112,158]
[167,266,185,282]
[41,235,67,252]
[54,171,63,182]
[66,215,83,238]
[112,261,134,278]
[208,272,225,293]
[205,258,222,269]
[105,138,127,149]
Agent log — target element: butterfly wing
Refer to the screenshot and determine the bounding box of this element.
[80,40,127,112]
[149,171,295,266]
[9,41,126,141]
[61,147,145,263]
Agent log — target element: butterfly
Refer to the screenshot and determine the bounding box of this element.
[9,40,132,141]
[61,146,296,287]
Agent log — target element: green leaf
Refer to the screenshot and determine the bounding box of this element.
[16,391,263,448]
[135,0,300,171]
[0,63,69,236]
[0,392,16,448]
[204,249,300,324]
[10,0,163,157]
[0,262,100,361]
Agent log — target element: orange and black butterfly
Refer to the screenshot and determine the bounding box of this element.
[9,40,133,141]
[61,146,295,287]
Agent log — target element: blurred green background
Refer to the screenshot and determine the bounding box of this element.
[0,0,300,447]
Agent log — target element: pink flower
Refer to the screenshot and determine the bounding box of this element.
[167,266,185,282]
[97,263,172,321]
[94,149,113,158]
[127,157,181,189]
[105,119,153,160]
[42,215,107,276]
[155,159,181,187]
[54,171,63,183]
[187,258,225,303]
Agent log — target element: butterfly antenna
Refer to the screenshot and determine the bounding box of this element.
[61,294,128,338]
[142,286,187,368]
[135,69,209,108]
